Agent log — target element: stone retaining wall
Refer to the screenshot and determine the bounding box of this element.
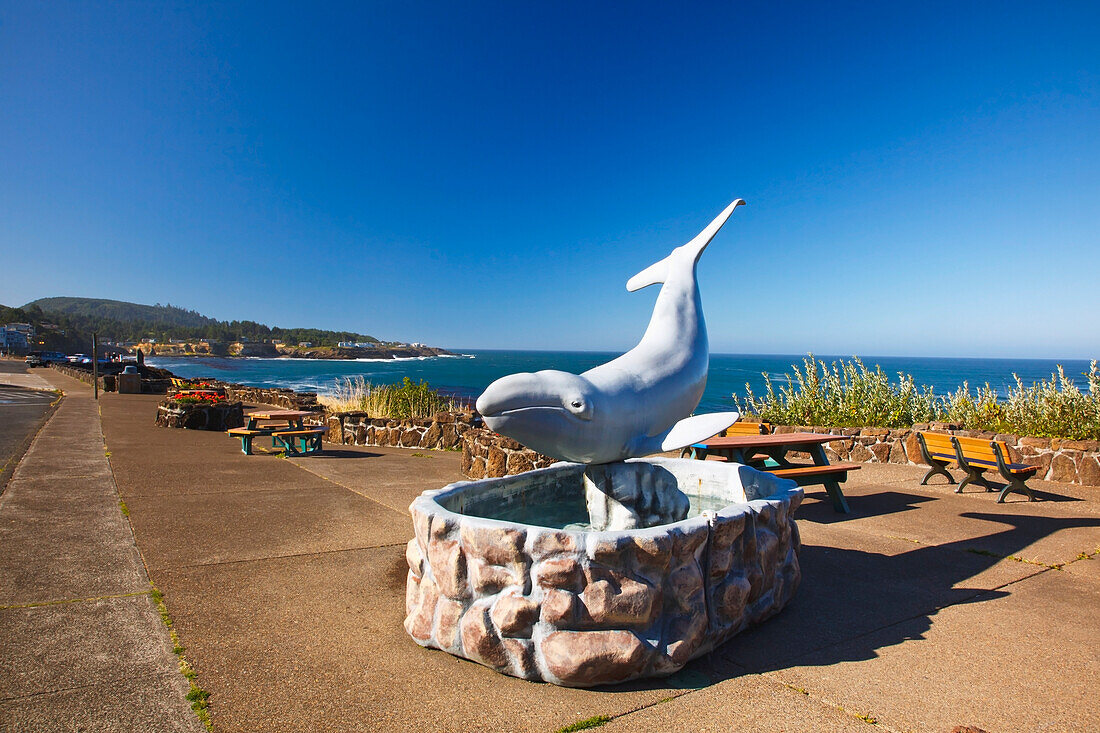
[462,428,557,479]
[50,363,171,394]
[782,423,1100,486]
[460,423,1100,486]
[326,412,476,451]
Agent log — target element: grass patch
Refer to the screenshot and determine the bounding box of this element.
[965,548,1063,570]
[150,583,212,730]
[118,499,129,517]
[556,715,612,732]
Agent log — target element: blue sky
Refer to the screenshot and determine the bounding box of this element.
[1,1,1097,358]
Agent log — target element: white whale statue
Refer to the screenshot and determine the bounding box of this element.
[475,199,745,464]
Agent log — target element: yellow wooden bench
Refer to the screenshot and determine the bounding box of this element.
[917,431,1037,502]
[915,431,958,486]
[681,421,772,458]
[724,421,773,436]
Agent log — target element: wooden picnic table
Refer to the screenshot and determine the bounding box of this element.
[691,432,859,513]
[230,410,324,455]
[244,410,320,431]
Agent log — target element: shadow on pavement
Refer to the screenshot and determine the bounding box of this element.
[796,490,936,524]
[298,449,384,460]
[593,509,1100,692]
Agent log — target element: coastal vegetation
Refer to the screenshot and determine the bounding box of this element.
[5,297,385,352]
[736,355,1100,440]
[320,376,460,420]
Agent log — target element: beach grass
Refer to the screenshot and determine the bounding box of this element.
[319,376,459,420]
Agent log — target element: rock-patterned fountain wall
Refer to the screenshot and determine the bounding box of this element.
[404,459,801,687]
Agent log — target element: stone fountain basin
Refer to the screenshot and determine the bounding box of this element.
[404,457,802,687]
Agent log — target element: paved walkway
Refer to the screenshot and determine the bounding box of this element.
[3,369,1099,732]
[0,369,202,731]
[98,391,1100,733]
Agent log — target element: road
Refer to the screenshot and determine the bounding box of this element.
[0,360,58,494]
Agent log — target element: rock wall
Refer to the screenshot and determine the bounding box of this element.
[50,363,171,394]
[462,428,558,479]
[155,400,245,431]
[326,412,476,451]
[461,423,1100,486]
[785,423,1100,487]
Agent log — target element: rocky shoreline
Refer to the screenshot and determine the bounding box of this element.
[143,344,453,360]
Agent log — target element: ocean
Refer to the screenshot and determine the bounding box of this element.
[147,351,1096,414]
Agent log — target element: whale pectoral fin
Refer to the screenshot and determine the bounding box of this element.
[658,412,741,453]
[627,412,742,457]
[626,257,670,292]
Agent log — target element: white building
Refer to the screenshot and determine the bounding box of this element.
[0,326,31,353]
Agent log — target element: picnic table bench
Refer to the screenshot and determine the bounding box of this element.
[272,427,327,455]
[916,431,1037,502]
[227,426,286,455]
[691,432,859,513]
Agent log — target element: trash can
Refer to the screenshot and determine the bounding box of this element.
[118,365,141,394]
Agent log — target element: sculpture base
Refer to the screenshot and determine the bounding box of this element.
[404,458,802,687]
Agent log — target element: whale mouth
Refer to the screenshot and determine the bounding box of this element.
[482,405,567,419]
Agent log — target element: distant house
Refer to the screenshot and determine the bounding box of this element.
[338,341,355,348]
[354,342,372,348]
[298,342,312,348]
[0,326,31,353]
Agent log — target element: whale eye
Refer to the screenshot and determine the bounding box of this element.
[565,397,592,420]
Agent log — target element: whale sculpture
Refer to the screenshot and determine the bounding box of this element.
[476,199,745,464]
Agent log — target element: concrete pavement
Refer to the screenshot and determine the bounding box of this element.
[0,368,202,732]
[3,366,1098,731]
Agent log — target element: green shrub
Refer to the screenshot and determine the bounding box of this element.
[736,356,1100,440]
[736,355,938,428]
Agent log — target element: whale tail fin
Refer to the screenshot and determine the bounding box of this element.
[628,412,741,457]
[626,199,745,292]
